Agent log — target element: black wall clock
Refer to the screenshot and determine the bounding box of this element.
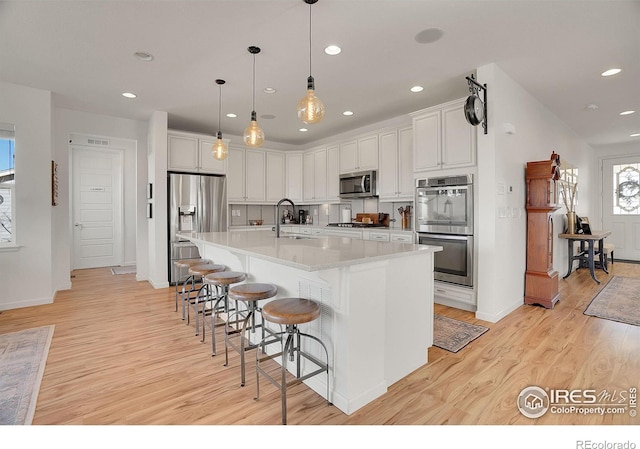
[464,94,485,126]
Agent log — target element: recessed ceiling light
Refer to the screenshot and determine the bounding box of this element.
[343,111,354,116]
[410,86,424,93]
[122,92,137,99]
[133,51,154,61]
[263,87,277,94]
[261,114,276,120]
[324,45,341,55]
[601,68,621,77]
[585,103,599,111]
[414,28,444,44]
[299,128,308,132]
[631,133,640,137]
[226,113,237,118]
[620,110,635,116]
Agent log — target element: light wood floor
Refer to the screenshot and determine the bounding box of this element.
[1,263,638,425]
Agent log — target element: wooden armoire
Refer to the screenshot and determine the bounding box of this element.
[524,153,561,308]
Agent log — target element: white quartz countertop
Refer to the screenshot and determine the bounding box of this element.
[179,230,440,272]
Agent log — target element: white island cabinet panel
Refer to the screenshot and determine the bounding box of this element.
[179,230,439,414]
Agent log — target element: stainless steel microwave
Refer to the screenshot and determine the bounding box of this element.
[339,170,378,199]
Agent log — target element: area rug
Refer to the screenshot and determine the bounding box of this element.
[111,265,136,275]
[584,276,640,326]
[0,325,54,425]
[433,315,489,353]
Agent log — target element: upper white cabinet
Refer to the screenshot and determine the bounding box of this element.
[227,146,266,203]
[285,153,304,203]
[411,98,476,173]
[303,148,327,202]
[339,134,379,174]
[266,152,285,203]
[378,126,413,201]
[168,131,227,174]
[326,145,340,201]
[302,146,340,203]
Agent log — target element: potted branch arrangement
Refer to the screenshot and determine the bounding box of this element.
[560,180,578,233]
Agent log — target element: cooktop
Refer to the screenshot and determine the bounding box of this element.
[327,222,387,228]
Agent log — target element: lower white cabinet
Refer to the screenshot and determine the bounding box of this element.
[390,233,413,243]
[433,281,477,312]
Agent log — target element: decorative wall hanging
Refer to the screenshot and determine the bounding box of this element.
[464,74,487,134]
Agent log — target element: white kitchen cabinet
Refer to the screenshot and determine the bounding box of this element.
[411,98,476,173]
[326,145,340,201]
[367,231,390,242]
[227,146,266,203]
[303,148,332,203]
[266,152,285,202]
[433,281,477,312]
[339,134,379,174]
[168,131,227,174]
[390,233,414,243]
[286,153,304,203]
[198,139,228,174]
[378,126,413,201]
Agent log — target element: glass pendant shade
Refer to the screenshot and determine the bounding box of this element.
[243,111,265,147]
[212,79,227,160]
[298,77,325,124]
[212,131,228,160]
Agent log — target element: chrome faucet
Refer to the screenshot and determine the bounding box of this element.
[275,198,295,238]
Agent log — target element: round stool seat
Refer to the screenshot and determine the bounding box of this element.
[229,283,277,302]
[204,271,246,286]
[188,263,226,277]
[175,258,211,269]
[262,298,320,325]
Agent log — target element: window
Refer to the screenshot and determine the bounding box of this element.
[0,123,15,244]
[613,163,640,215]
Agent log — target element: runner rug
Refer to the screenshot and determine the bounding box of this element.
[584,276,640,326]
[0,325,55,425]
[433,314,489,353]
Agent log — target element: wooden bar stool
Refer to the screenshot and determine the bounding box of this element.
[225,282,278,387]
[255,297,330,425]
[174,258,211,316]
[200,271,247,356]
[186,263,226,335]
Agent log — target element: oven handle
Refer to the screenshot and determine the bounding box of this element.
[418,233,470,241]
[360,175,367,193]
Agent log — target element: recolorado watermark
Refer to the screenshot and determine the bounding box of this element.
[517,385,637,419]
[576,442,636,449]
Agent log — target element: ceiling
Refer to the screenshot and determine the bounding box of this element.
[1,0,639,149]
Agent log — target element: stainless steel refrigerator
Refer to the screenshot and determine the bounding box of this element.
[168,172,227,284]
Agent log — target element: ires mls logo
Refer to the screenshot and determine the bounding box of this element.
[517,386,550,418]
[517,386,637,418]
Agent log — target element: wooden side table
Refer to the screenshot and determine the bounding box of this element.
[559,230,611,284]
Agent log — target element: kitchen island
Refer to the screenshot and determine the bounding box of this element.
[179,229,441,415]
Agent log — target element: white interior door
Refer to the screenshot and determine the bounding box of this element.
[72,146,123,269]
[602,156,640,261]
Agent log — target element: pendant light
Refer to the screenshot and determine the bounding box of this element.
[297,0,325,124]
[212,79,228,160]
[243,46,265,147]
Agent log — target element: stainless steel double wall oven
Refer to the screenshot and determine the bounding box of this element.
[415,174,474,287]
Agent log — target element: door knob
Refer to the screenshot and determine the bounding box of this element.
[74,222,83,229]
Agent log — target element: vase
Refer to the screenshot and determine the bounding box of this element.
[566,211,577,234]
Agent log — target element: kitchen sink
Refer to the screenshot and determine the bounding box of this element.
[284,235,313,240]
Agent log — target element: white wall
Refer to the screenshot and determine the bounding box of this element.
[0,81,54,310]
[54,108,148,284]
[147,111,169,288]
[475,63,594,322]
